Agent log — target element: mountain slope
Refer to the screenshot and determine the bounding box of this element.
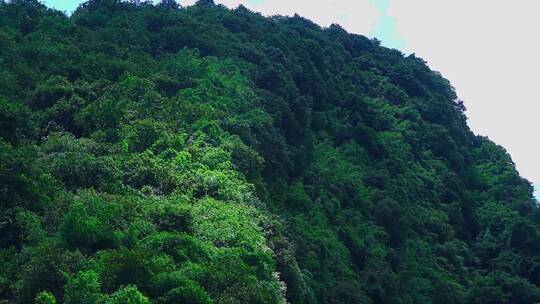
[1,1,539,303]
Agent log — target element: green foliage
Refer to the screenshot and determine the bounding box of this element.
[34,291,56,304]
[0,1,538,304]
[153,274,212,304]
[104,285,150,304]
[64,271,104,304]
[59,192,123,252]
[40,132,118,190]
[33,76,73,109]
[0,97,34,143]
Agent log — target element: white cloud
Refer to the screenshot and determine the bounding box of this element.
[387,0,540,183]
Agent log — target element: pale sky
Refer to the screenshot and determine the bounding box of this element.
[44,0,540,198]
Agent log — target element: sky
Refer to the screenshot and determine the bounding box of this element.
[44,0,540,198]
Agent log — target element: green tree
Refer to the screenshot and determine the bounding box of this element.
[105,285,150,304]
[64,271,104,304]
[34,291,56,304]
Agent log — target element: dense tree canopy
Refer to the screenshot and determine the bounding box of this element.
[0,0,539,303]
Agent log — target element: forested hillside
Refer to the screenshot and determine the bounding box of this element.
[1,1,540,303]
